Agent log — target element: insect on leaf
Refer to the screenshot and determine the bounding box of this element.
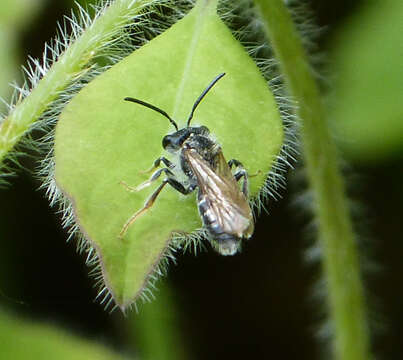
[54,0,283,309]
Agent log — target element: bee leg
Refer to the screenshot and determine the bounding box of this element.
[121,168,175,192]
[141,157,174,174]
[234,169,249,198]
[119,180,137,192]
[228,159,249,196]
[228,159,243,170]
[166,178,197,195]
[119,176,195,238]
[229,159,261,178]
[119,179,169,238]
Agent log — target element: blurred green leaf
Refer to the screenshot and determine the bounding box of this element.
[0,0,43,28]
[0,310,127,360]
[130,282,186,360]
[0,29,17,111]
[0,0,44,113]
[329,0,403,162]
[55,0,283,308]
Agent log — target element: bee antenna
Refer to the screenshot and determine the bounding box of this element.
[186,73,226,127]
[124,97,179,131]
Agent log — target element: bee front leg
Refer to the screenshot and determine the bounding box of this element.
[141,157,175,174]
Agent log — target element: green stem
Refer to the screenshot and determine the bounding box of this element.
[0,0,151,167]
[129,282,186,360]
[253,1,371,359]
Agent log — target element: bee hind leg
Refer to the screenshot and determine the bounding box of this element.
[228,159,243,170]
[234,170,249,198]
[119,179,169,238]
[228,159,249,198]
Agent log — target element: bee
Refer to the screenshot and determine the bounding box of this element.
[120,73,254,255]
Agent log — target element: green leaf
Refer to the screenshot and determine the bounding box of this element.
[329,0,403,162]
[0,29,18,113]
[55,0,283,308]
[0,0,44,113]
[0,310,127,360]
[0,0,43,28]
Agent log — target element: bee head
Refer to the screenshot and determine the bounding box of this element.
[162,128,189,152]
[162,126,210,152]
[125,72,224,152]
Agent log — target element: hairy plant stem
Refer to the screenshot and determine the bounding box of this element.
[0,0,151,167]
[253,1,371,359]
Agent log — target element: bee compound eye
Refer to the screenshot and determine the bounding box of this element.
[162,135,171,149]
[162,134,182,152]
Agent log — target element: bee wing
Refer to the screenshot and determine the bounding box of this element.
[184,148,253,238]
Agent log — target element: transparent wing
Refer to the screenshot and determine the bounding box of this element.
[184,148,252,237]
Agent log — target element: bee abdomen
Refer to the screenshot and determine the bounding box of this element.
[197,195,220,233]
[197,193,241,256]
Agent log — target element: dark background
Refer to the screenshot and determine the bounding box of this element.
[1,1,402,359]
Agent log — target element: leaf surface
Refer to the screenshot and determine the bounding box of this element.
[55,0,283,307]
[0,310,126,360]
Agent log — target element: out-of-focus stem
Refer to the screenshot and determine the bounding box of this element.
[253,1,371,359]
